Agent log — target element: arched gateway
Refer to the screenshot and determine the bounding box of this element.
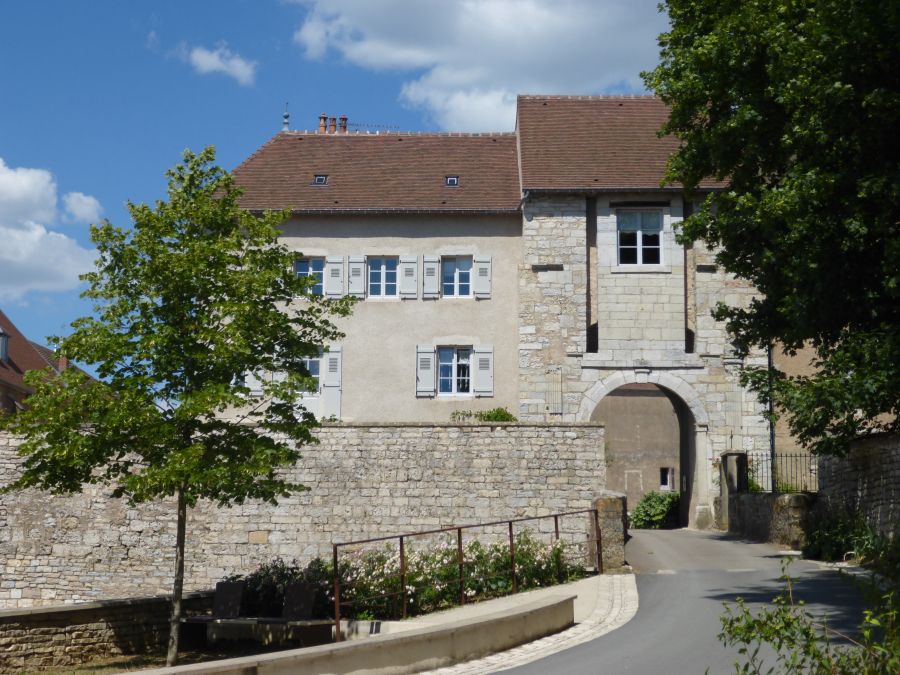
[578,371,713,529]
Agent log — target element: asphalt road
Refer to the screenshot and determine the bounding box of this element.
[504,529,868,674]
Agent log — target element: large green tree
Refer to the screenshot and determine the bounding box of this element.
[0,148,352,665]
[645,0,900,454]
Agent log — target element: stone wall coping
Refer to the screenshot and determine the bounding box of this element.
[136,593,576,675]
[319,422,605,429]
[0,590,212,623]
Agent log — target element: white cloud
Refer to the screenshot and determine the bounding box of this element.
[0,158,57,225]
[62,192,102,223]
[292,0,669,130]
[145,30,160,51]
[179,42,257,86]
[0,158,97,302]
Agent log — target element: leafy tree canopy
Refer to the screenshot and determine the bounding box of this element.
[0,147,353,664]
[645,0,900,454]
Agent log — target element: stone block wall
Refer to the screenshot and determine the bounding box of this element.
[518,196,588,420]
[0,593,211,672]
[818,434,900,540]
[0,424,607,609]
[727,492,815,550]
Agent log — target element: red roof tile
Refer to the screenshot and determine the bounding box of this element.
[233,132,522,213]
[0,310,57,395]
[516,95,722,191]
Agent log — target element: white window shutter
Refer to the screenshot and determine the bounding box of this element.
[320,345,342,419]
[473,256,492,299]
[422,256,440,299]
[473,345,494,397]
[324,256,345,298]
[399,255,418,299]
[348,256,366,298]
[416,345,436,396]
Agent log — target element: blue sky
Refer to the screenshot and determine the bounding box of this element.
[0,0,668,351]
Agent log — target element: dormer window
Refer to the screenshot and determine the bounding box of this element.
[313,175,328,186]
[445,175,459,187]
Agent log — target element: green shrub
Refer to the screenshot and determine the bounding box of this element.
[802,504,897,575]
[630,491,680,529]
[226,529,586,621]
[719,564,899,674]
[450,407,518,422]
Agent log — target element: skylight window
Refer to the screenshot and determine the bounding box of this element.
[313,175,328,186]
[445,175,459,187]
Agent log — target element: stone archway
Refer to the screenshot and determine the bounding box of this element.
[579,371,713,529]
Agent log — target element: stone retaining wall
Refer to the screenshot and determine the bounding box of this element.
[0,593,212,673]
[0,424,607,609]
[818,434,899,540]
[726,492,814,550]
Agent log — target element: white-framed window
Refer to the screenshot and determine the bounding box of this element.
[441,256,472,297]
[301,356,321,393]
[617,210,662,265]
[438,347,472,395]
[367,257,399,297]
[295,258,325,296]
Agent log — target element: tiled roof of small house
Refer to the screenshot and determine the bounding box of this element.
[0,310,61,395]
[516,95,723,191]
[233,131,522,213]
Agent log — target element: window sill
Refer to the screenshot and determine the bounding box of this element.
[365,296,402,302]
[436,394,475,399]
[610,264,671,274]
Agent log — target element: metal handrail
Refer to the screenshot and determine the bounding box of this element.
[332,508,603,641]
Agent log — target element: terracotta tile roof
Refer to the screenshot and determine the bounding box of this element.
[516,95,722,191]
[0,310,57,395]
[233,132,522,213]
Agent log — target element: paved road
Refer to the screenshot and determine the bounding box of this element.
[504,529,867,674]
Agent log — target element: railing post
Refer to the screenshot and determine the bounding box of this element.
[508,520,517,594]
[592,509,603,574]
[457,528,465,606]
[399,536,407,619]
[554,514,560,542]
[333,544,342,642]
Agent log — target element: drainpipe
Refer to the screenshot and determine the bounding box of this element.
[767,344,777,493]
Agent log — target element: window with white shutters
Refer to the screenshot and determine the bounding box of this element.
[367,257,399,297]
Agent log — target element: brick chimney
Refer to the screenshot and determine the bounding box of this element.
[339,114,348,133]
[329,116,337,134]
[58,354,68,372]
[318,112,327,133]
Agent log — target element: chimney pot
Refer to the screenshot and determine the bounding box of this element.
[329,117,337,134]
[319,113,327,133]
[339,115,348,133]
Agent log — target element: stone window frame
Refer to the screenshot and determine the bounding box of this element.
[615,209,664,266]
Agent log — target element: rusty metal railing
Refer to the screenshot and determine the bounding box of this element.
[332,508,603,641]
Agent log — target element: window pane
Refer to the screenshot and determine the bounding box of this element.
[311,259,324,272]
[385,258,398,271]
[385,282,397,295]
[617,211,640,232]
[295,260,309,275]
[456,349,471,393]
[642,232,660,247]
[619,247,638,264]
[640,211,662,232]
[458,283,470,296]
[619,231,637,246]
[642,247,661,264]
[456,257,472,272]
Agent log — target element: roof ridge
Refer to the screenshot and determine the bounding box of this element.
[518,94,659,101]
[279,130,517,138]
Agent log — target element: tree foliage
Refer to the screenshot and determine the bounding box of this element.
[645,0,900,454]
[0,147,353,663]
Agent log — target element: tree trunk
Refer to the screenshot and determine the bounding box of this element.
[166,485,188,667]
